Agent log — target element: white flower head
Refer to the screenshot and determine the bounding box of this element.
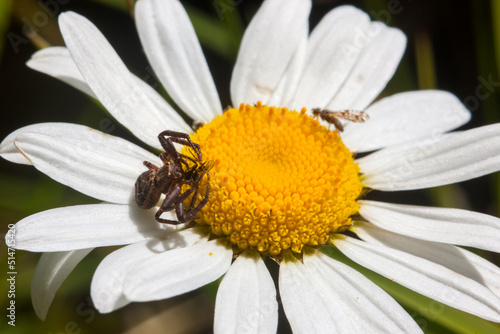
[2,0,500,333]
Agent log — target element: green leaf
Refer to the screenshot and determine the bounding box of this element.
[185,3,242,60]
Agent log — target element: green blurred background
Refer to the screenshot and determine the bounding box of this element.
[1,0,500,333]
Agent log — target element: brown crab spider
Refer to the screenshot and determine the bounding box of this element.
[134,130,212,225]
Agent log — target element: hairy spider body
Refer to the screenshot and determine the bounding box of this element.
[312,108,370,132]
[135,130,211,225]
[135,169,161,210]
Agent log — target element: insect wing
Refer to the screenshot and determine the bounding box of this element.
[204,160,216,171]
[332,110,370,123]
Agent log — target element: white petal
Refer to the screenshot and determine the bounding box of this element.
[91,229,204,313]
[342,91,470,152]
[359,200,500,252]
[327,23,406,111]
[360,123,500,190]
[214,253,278,334]
[27,47,184,134]
[354,221,500,298]
[31,249,93,320]
[335,235,500,322]
[27,47,96,97]
[267,31,308,108]
[1,123,65,165]
[290,6,370,109]
[279,251,422,333]
[312,250,422,333]
[135,0,221,122]
[59,12,191,149]
[280,255,352,333]
[230,0,311,105]
[11,203,176,252]
[1,122,158,169]
[14,127,160,203]
[356,133,445,174]
[124,239,232,301]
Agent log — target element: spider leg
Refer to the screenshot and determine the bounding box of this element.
[159,136,201,164]
[143,161,159,171]
[187,163,212,208]
[167,137,200,150]
[178,161,211,205]
[180,153,198,165]
[179,155,197,171]
[168,138,202,161]
[159,153,175,164]
[178,173,210,224]
[174,165,211,223]
[187,182,200,211]
[155,184,183,224]
[175,201,186,222]
[158,131,202,165]
[174,177,201,206]
[158,135,182,164]
[159,130,202,161]
[155,213,182,225]
[159,130,200,150]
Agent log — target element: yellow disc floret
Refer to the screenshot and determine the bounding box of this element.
[184,102,362,257]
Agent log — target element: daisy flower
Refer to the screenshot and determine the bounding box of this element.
[3,0,500,332]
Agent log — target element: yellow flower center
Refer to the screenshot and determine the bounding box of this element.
[183,102,362,257]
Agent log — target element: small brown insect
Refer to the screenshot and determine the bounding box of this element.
[311,108,370,132]
[135,130,212,225]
